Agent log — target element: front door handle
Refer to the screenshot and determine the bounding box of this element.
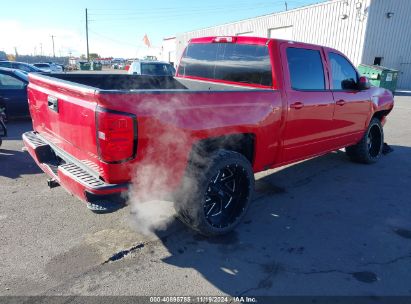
[290,102,304,109]
[336,99,346,106]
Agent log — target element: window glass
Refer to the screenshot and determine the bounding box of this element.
[166,64,176,75]
[178,43,272,86]
[14,70,28,81]
[0,73,25,89]
[141,63,174,76]
[15,63,31,72]
[286,48,325,90]
[329,52,358,90]
[0,61,11,68]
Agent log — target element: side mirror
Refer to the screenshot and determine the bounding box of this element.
[358,76,370,90]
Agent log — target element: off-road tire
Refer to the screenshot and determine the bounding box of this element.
[175,149,254,236]
[346,118,384,164]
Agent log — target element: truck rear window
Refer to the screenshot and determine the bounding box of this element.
[178,43,272,87]
[141,63,175,76]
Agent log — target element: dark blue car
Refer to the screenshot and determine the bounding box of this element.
[0,68,29,119]
[0,61,44,73]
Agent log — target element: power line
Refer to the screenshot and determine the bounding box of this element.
[88,6,282,22]
[88,2,278,15]
[87,0,273,11]
[88,29,141,48]
[86,0,316,22]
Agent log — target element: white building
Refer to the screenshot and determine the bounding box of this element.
[160,37,177,67]
[176,0,411,90]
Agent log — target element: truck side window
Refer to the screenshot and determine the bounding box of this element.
[329,52,358,90]
[286,48,325,91]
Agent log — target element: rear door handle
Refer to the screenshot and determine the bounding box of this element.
[290,102,304,109]
[336,99,346,106]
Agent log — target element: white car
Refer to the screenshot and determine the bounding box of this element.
[33,63,63,73]
[127,60,176,76]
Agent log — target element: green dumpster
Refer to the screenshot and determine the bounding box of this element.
[78,61,91,71]
[357,64,399,93]
[91,61,102,71]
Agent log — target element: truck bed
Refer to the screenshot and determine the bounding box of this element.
[42,74,261,92]
[26,72,277,186]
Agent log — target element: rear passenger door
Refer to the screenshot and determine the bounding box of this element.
[280,43,336,163]
[326,50,371,145]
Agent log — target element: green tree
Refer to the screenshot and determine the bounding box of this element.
[89,53,100,60]
[6,54,15,61]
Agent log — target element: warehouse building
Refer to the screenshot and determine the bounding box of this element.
[174,0,411,90]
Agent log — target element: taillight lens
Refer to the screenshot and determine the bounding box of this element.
[96,110,136,163]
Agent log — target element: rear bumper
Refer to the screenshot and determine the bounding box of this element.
[22,131,128,208]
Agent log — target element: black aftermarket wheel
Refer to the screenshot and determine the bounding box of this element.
[346,118,384,164]
[176,149,254,236]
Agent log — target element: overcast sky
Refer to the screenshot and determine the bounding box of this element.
[0,0,322,58]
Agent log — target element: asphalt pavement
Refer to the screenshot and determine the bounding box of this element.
[0,96,410,297]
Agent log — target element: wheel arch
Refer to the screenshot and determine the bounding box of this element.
[372,109,392,122]
[189,133,255,167]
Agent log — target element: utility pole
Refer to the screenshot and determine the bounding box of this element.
[40,43,43,57]
[51,35,56,57]
[85,8,90,61]
[285,1,288,11]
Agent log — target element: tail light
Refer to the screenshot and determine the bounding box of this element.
[96,109,137,163]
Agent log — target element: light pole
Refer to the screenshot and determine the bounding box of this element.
[51,35,56,57]
[85,8,90,61]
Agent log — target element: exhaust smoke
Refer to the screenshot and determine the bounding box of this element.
[125,88,250,235]
[127,95,201,235]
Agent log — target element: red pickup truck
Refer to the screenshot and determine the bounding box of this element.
[23,36,394,236]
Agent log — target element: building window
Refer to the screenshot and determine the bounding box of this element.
[374,57,383,66]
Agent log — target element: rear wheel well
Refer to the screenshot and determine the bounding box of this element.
[189,134,255,166]
[372,110,391,122]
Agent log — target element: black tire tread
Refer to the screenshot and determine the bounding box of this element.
[176,149,254,237]
[346,117,383,164]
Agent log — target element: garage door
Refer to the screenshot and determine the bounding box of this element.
[398,63,411,90]
[268,26,293,40]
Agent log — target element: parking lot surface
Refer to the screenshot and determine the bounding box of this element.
[0,96,410,296]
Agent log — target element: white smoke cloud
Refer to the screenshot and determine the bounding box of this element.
[127,95,199,235]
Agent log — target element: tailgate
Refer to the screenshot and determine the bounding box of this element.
[28,73,100,173]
